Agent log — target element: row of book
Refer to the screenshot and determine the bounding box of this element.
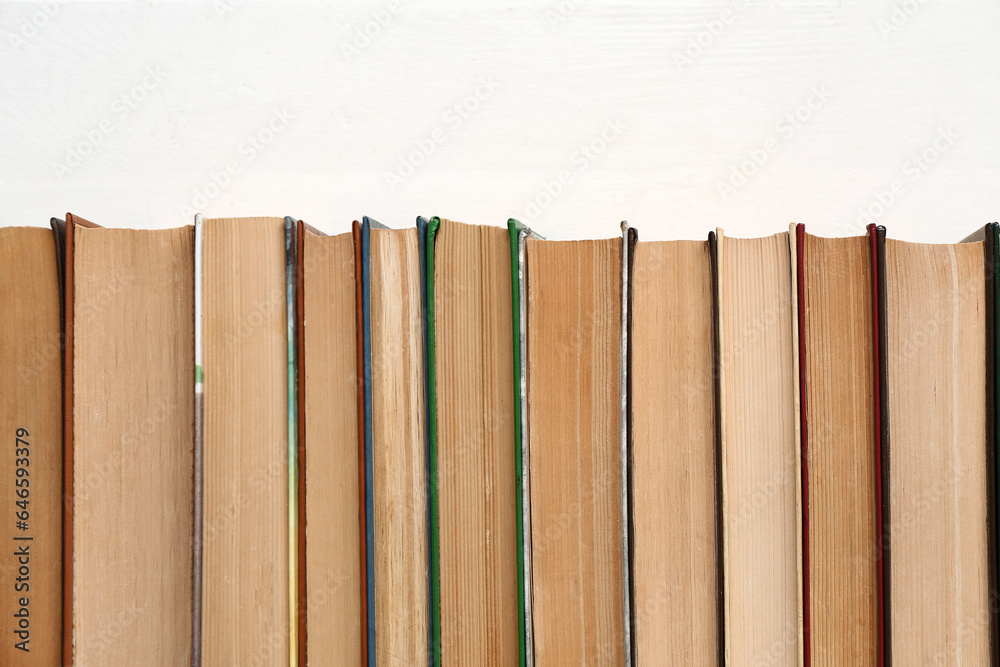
[0,214,997,666]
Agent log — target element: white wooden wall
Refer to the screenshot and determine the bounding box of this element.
[2,0,997,241]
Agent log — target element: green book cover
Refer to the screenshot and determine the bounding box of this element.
[509,217,541,667]
[422,216,442,665]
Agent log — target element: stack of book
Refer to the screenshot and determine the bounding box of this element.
[1,215,996,665]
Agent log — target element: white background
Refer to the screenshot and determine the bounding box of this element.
[1,0,997,241]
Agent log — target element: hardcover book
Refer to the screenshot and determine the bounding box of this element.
[361,218,430,663]
[797,225,881,663]
[630,234,719,664]
[715,228,802,666]
[881,229,994,663]
[61,214,194,664]
[197,216,293,666]
[2,212,998,667]
[424,217,519,663]
[301,223,365,666]
[0,226,62,666]
[523,229,631,665]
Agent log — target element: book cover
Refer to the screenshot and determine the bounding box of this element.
[508,218,534,667]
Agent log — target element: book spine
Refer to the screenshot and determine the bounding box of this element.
[284,217,299,667]
[193,215,205,667]
[794,224,810,667]
[621,222,637,667]
[360,218,377,667]
[868,223,890,667]
[352,221,368,667]
[420,216,442,665]
[709,230,726,667]
[295,220,308,666]
[994,222,1000,667]
[517,222,535,667]
[507,219,530,667]
[351,221,369,667]
[985,223,1000,666]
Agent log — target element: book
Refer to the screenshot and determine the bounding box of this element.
[715,228,802,666]
[197,216,293,666]
[0,226,62,665]
[880,228,994,662]
[6,211,1000,667]
[61,214,194,663]
[797,225,881,663]
[630,235,720,663]
[424,217,519,663]
[361,218,430,663]
[524,229,630,664]
[301,223,365,664]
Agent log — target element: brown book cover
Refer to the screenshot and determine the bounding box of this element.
[869,224,889,667]
[983,224,1000,666]
[352,219,369,665]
